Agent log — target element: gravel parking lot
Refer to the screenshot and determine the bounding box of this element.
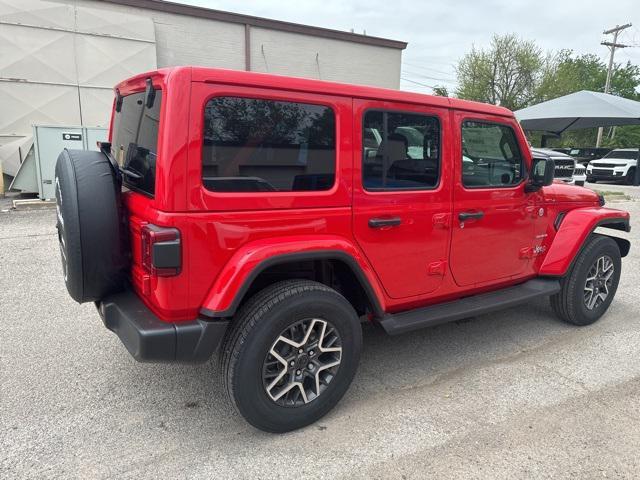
[1,185,639,479]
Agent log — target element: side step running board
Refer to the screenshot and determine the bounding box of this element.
[379,278,561,336]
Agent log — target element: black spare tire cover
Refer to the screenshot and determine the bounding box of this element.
[55,149,129,303]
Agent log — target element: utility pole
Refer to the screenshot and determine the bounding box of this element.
[596,23,632,147]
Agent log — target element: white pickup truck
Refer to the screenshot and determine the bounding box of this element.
[587,148,639,185]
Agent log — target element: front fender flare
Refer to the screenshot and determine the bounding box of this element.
[539,207,630,276]
[199,235,386,318]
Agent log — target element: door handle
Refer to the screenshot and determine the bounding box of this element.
[458,211,484,221]
[368,217,401,228]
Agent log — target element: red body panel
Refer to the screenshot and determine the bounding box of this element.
[111,67,630,323]
[351,98,452,299]
[200,235,385,314]
[449,110,536,286]
[539,207,630,276]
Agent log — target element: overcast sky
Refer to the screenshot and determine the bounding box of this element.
[176,0,640,94]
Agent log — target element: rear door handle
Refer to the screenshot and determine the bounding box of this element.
[458,211,484,221]
[368,217,401,228]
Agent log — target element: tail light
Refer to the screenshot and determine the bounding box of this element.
[141,224,181,277]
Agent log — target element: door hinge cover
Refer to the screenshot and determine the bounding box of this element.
[519,247,533,259]
[432,213,450,228]
[428,260,447,276]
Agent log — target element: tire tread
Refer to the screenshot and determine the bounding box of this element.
[550,234,620,325]
[220,280,336,417]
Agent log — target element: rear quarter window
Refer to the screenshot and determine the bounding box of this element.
[201,97,336,192]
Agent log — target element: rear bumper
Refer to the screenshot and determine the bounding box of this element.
[97,290,229,363]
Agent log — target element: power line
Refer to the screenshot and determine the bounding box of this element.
[400,77,437,89]
[401,61,456,76]
[402,58,456,67]
[401,68,456,83]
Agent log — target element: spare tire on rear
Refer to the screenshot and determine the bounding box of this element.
[55,149,129,303]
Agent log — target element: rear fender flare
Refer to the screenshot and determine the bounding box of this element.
[540,207,630,276]
[199,236,386,318]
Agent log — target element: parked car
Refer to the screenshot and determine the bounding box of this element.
[54,67,631,433]
[531,147,586,186]
[587,148,640,184]
[567,147,612,167]
[551,147,572,155]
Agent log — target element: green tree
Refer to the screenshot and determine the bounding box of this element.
[536,50,640,147]
[537,50,639,101]
[455,36,640,148]
[455,34,544,110]
[431,85,449,97]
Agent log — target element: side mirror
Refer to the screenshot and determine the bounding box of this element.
[525,156,555,192]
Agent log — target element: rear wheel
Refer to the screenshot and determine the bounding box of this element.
[550,235,621,326]
[220,280,362,432]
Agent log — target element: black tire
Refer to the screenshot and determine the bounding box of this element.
[55,149,128,303]
[575,180,585,186]
[587,177,596,183]
[220,280,362,433]
[625,168,636,185]
[550,235,621,326]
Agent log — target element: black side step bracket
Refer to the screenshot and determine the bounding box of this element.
[379,278,561,336]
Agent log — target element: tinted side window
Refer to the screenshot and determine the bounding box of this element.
[363,111,440,190]
[461,121,523,188]
[111,90,162,196]
[202,97,336,192]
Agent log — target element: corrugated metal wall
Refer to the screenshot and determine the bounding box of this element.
[0,0,156,149]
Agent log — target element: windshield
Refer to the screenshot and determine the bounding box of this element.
[111,90,162,196]
[604,150,639,160]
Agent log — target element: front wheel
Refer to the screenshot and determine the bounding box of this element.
[575,180,585,186]
[625,168,636,185]
[220,280,362,432]
[550,235,621,326]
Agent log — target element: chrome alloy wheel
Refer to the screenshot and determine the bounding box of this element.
[584,255,614,310]
[262,318,342,407]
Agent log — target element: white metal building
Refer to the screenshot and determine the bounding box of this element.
[0,0,406,183]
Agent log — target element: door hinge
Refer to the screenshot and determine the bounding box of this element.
[428,260,447,276]
[519,247,533,259]
[432,213,450,228]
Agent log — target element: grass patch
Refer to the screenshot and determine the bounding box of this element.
[595,190,632,201]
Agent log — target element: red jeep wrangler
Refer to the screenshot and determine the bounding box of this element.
[55,67,630,432]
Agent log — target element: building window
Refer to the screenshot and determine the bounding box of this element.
[363,110,440,190]
[202,97,336,192]
[461,121,523,188]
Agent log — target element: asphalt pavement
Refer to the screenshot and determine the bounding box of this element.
[1,185,639,479]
